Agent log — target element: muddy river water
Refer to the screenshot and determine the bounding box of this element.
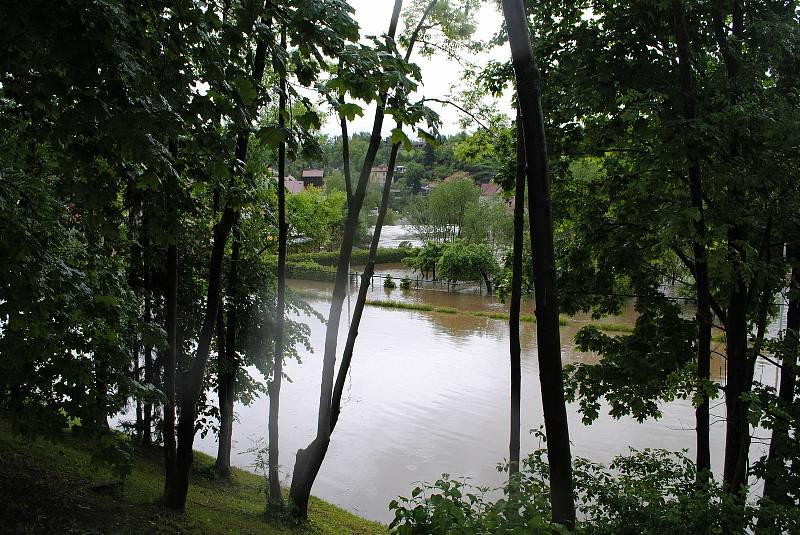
[188,252,783,523]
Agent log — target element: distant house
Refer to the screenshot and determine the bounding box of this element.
[480,182,502,198]
[268,168,305,194]
[369,164,389,186]
[442,170,473,183]
[301,168,324,188]
[284,175,304,194]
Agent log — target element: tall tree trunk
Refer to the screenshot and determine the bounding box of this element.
[214,302,235,477]
[221,215,241,475]
[164,29,267,511]
[500,0,576,526]
[134,347,143,438]
[162,242,179,500]
[288,1,440,517]
[268,25,288,510]
[330,143,399,431]
[711,0,754,497]
[670,0,712,476]
[760,245,798,511]
[142,253,154,446]
[509,109,525,477]
[723,274,749,493]
[338,63,353,203]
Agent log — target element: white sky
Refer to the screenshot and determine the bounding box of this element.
[320,0,513,137]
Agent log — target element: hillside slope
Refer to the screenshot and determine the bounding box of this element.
[0,415,385,534]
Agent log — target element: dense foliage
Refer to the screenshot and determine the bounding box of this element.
[2,0,799,531]
[389,448,770,534]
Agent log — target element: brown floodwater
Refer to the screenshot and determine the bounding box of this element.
[192,262,782,523]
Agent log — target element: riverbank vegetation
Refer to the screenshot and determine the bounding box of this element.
[1,0,799,533]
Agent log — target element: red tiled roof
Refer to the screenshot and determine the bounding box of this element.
[285,176,304,193]
[443,170,472,182]
[302,168,324,178]
[481,182,502,196]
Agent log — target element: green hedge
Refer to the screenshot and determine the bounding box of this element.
[264,257,339,282]
[289,247,416,267]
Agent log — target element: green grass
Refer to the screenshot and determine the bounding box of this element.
[470,310,509,321]
[365,300,576,327]
[365,299,434,312]
[0,413,384,534]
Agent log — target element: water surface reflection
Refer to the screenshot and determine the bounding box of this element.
[194,274,775,523]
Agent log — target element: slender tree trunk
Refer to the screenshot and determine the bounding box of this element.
[268,26,288,510]
[509,109,525,477]
[482,273,492,294]
[142,256,154,446]
[162,242,179,501]
[670,0,712,475]
[288,1,404,518]
[164,29,267,511]
[723,274,749,493]
[732,267,774,489]
[330,143,399,431]
[338,72,353,203]
[500,0,576,526]
[222,215,241,471]
[288,0,439,517]
[214,301,235,477]
[712,0,754,498]
[134,347,143,438]
[761,246,798,511]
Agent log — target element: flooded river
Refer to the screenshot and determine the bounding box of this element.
[189,259,782,523]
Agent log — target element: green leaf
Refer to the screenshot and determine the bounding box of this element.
[391,128,412,150]
[296,110,322,131]
[417,129,441,147]
[339,102,364,121]
[232,76,257,106]
[94,295,119,307]
[208,160,230,181]
[256,125,290,148]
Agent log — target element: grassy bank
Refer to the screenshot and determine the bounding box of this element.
[0,415,384,534]
[363,299,634,333]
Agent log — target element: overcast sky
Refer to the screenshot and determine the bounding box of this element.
[320,0,513,137]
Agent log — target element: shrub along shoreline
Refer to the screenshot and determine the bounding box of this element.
[266,247,417,283]
[279,248,636,334]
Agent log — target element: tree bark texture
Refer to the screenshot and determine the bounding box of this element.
[330,143,399,431]
[500,0,576,526]
[509,108,525,477]
[288,1,408,517]
[143,264,154,446]
[164,25,267,511]
[162,242,179,502]
[268,25,288,509]
[761,245,798,509]
[670,0,712,475]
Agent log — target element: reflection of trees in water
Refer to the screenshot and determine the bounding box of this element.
[287,277,741,384]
